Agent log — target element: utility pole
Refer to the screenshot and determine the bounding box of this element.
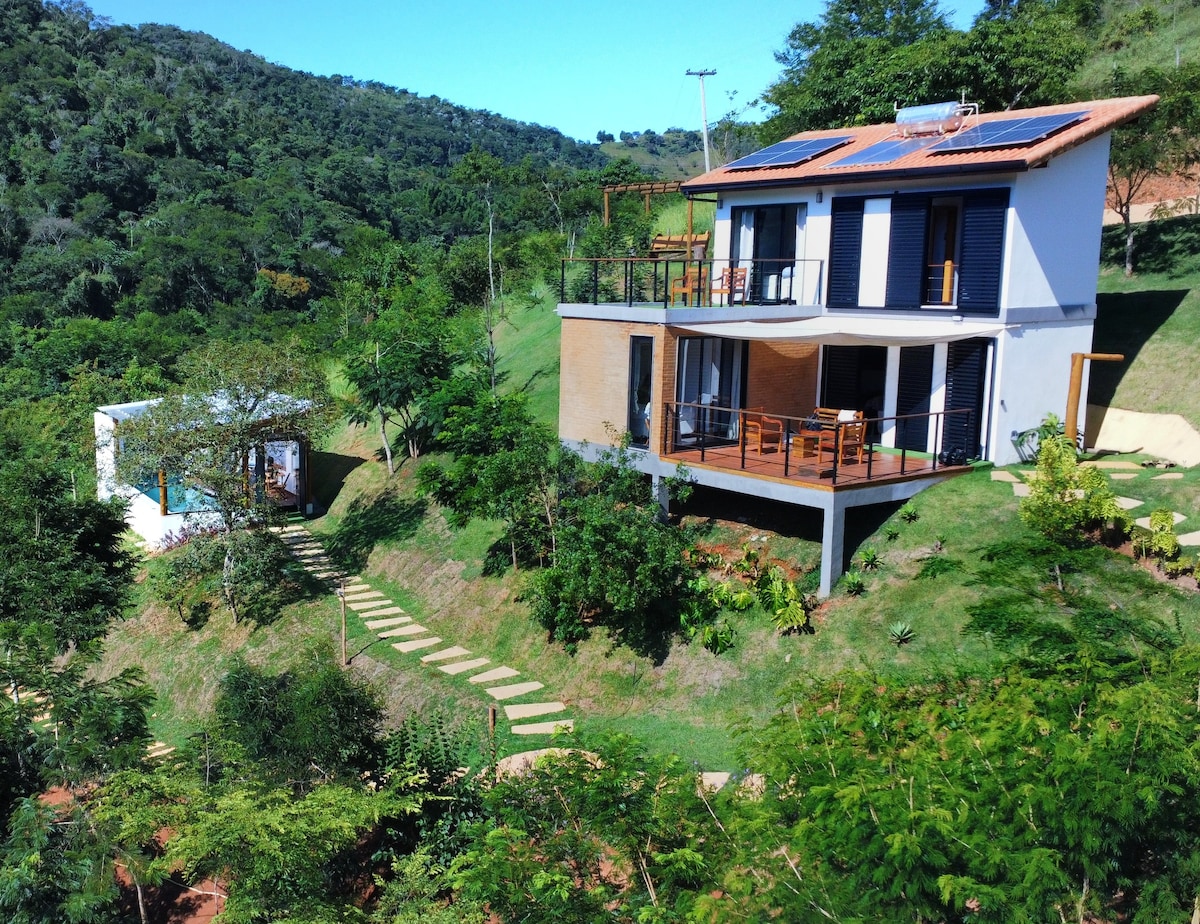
[686,69,716,172]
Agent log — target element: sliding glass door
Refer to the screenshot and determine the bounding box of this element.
[675,337,746,441]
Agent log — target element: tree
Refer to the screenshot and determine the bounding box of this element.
[1019,429,1125,548]
[528,445,696,658]
[763,0,954,134]
[717,648,1200,923]
[454,735,714,924]
[417,389,561,569]
[1106,66,1200,276]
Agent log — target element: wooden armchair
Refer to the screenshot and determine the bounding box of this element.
[742,407,784,455]
[816,409,867,465]
[712,266,749,304]
[670,265,709,305]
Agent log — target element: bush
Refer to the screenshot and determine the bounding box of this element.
[1019,433,1123,548]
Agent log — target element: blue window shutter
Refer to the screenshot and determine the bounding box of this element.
[885,196,929,309]
[941,338,989,457]
[957,190,1008,313]
[896,345,934,450]
[827,198,864,308]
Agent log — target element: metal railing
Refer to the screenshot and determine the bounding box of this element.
[664,401,976,485]
[559,256,825,308]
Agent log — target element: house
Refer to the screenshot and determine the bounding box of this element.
[556,94,1158,594]
[95,397,314,549]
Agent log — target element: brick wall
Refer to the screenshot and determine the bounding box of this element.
[560,320,821,451]
[560,318,666,447]
[745,341,820,423]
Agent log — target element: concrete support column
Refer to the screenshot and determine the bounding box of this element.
[818,498,846,597]
[652,474,670,522]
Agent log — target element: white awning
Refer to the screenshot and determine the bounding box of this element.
[670,315,1010,346]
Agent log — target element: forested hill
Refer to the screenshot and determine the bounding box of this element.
[0,0,610,406]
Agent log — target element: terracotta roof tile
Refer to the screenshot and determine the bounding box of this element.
[681,95,1159,193]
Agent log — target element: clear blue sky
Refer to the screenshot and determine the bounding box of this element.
[91,0,985,142]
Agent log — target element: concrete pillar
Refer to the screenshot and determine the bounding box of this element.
[818,499,846,597]
[652,474,670,522]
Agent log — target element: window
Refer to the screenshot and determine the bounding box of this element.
[628,337,653,448]
[730,204,805,303]
[831,189,1009,313]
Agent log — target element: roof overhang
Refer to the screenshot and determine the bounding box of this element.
[671,315,1010,347]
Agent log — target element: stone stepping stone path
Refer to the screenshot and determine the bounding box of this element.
[146,741,176,760]
[1136,511,1187,529]
[1114,496,1144,510]
[274,524,575,739]
[422,646,470,663]
[470,666,520,683]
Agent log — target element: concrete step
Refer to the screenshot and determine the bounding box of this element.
[504,702,566,720]
[439,657,491,675]
[357,606,404,619]
[392,636,443,653]
[511,719,574,735]
[365,616,413,630]
[348,599,395,612]
[421,646,471,663]
[469,666,520,684]
[344,591,385,602]
[486,681,544,700]
[378,624,423,638]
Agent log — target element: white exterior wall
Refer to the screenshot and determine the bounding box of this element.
[989,319,1096,465]
[1003,139,1111,313]
[858,198,891,308]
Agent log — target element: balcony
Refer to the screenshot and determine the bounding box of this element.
[559,257,824,309]
[661,401,975,489]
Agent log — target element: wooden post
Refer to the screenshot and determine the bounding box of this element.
[603,190,610,226]
[488,703,497,738]
[941,259,954,305]
[157,469,168,516]
[643,191,651,214]
[1065,352,1124,447]
[337,580,348,666]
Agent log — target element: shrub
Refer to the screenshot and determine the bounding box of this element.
[857,547,882,571]
[899,502,919,523]
[1019,432,1123,548]
[842,570,866,596]
[888,621,915,645]
[883,526,900,542]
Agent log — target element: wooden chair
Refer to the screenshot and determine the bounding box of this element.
[816,410,866,465]
[670,265,709,305]
[741,407,784,455]
[712,266,749,305]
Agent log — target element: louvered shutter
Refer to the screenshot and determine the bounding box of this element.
[941,338,989,457]
[957,190,1008,314]
[820,346,861,409]
[885,196,929,309]
[896,345,934,450]
[827,198,864,308]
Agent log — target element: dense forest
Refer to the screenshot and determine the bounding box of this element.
[6,0,1200,920]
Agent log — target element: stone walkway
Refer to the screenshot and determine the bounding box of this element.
[992,461,1200,544]
[273,524,574,738]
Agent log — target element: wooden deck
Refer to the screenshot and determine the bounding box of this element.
[663,441,968,491]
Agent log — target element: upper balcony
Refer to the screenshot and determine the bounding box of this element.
[559,257,824,310]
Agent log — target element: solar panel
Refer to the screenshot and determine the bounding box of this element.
[726,136,852,170]
[929,110,1089,153]
[824,136,934,168]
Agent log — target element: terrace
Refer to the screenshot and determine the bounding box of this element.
[659,401,973,489]
[560,256,825,309]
